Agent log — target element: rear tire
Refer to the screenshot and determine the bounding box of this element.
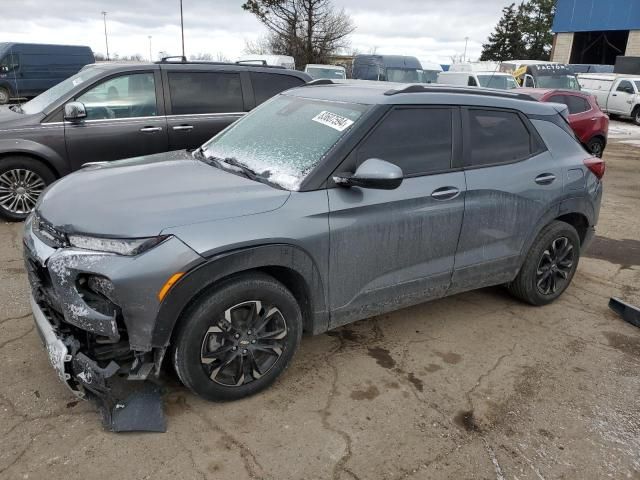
[0,156,56,222]
[633,106,640,126]
[508,221,581,306]
[586,137,605,158]
[0,86,9,105]
[173,272,302,402]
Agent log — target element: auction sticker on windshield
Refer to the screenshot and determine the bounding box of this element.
[312,111,354,132]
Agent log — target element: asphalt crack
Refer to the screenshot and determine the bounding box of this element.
[0,312,31,325]
[0,325,34,350]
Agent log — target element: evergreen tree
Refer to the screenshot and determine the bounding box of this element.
[480,3,527,61]
[520,0,556,60]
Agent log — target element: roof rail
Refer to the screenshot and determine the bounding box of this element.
[384,84,537,101]
[158,55,187,63]
[154,58,287,70]
[305,79,336,86]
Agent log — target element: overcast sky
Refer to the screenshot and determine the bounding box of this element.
[2,0,513,65]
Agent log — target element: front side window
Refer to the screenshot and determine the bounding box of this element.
[386,68,422,83]
[251,72,305,105]
[202,95,369,190]
[468,76,478,87]
[168,72,243,115]
[617,80,634,93]
[466,109,532,167]
[536,75,580,90]
[0,53,19,73]
[356,108,453,176]
[77,73,157,120]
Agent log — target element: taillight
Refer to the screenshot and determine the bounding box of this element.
[584,157,605,179]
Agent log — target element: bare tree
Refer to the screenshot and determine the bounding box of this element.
[189,52,214,61]
[242,0,355,67]
[243,35,273,55]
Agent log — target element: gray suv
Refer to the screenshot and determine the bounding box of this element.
[23,83,603,404]
[0,60,309,220]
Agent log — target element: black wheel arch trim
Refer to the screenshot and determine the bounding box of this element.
[0,139,69,177]
[151,243,329,348]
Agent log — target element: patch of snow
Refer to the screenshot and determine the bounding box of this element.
[608,120,640,139]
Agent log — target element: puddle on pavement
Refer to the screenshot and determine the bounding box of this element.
[434,351,462,365]
[453,410,481,432]
[602,331,640,356]
[407,372,424,392]
[367,347,396,369]
[584,237,640,268]
[350,385,380,400]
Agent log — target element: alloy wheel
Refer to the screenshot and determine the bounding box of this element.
[0,89,8,104]
[536,236,574,295]
[590,142,603,157]
[0,169,46,215]
[200,300,288,386]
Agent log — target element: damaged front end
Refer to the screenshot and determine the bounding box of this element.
[23,213,203,431]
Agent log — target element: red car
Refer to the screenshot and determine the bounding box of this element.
[519,88,609,157]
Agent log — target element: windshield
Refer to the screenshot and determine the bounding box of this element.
[20,68,104,114]
[306,67,346,80]
[476,74,518,89]
[202,95,369,190]
[386,68,423,83]
[536,75,580,90]
[421,70,439,84]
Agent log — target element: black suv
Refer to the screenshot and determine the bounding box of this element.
[0,60,310,220]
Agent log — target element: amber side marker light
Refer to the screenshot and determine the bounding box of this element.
[158,272,185,302]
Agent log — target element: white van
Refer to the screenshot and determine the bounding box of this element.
[437,71,519,90]
[304,64,346,80]
[237,54,296,70]
[578,73,640,123]
[448,61,501,73]
[417,60,443,83]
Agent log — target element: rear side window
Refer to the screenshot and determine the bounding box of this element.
[616,80,634,93]
[168,72,243,114]
[251,72,305,105]
[465,109,533,167]
[356,107,453,176]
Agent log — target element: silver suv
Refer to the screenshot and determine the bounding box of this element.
[23,83,603,404]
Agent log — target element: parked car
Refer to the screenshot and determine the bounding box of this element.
[437,71,519,90]
[500,61,580,90]
[352,55,432,83]
[304,64,346,80]
[0,60,310,220]
[519,88,609,157]
[24,83,603,405]
[237,54,296,69]
[577,73,640,124]
[0,43,94,105]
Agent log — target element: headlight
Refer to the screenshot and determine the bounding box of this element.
[68,234,170,256]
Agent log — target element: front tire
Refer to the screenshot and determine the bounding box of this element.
[0,157,56,221]
[173,272,302,401]
[633,106,640,126]
[508,221,581,306]
[586,137,605,158]
[0,86,10,105]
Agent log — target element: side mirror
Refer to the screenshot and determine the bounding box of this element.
[333,158,403,190]
[64,101,87,121]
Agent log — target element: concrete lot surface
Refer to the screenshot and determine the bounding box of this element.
[1,122,639,479]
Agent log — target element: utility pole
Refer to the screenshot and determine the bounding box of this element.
[179,0,185,59]
[463,36,469,62]
[102,11,110,61]
[148,35,152,62]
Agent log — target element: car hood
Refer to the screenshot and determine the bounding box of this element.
[37,150,291,238]
[0,105,44,129]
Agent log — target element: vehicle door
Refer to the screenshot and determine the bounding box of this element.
[608,80,635,115]
[163,68,247,150]
[327,106,466,328]
[450,107,561,293]
[0,52,20,99]
[548,93,593,143]
[64,70,168,170]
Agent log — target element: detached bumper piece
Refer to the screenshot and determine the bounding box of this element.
[609,297,640,328]
[30,294,166,432]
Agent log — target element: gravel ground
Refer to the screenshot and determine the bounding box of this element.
[0,124,639,480]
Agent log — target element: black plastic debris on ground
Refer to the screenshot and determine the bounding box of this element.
[107,385,166,433]
[609,297,640,328]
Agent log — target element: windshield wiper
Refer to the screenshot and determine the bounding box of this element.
[194,149,263,181]
[222,157,262,181]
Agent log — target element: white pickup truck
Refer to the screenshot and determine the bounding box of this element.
[578,73,640,124]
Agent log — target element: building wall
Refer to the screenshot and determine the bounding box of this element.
[553,0,640,33]
[627,30,640,56]
[551,33,574,63]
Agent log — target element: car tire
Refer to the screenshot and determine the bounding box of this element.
[0,156,56,222]
[508,221,581,306]
[586,137,605,158]
[633,106,640,126]
[173,272,303,402]
[0,86,10,105]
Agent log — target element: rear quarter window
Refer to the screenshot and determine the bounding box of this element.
[251,72,305,105]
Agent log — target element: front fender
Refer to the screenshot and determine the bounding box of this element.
[0,138,70,176]
[151,243,329,347]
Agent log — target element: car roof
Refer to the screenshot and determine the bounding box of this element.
[286,82,564,115]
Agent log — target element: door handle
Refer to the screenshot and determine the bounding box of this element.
[535,173,556,185]
[612,93,617,96]
[431,186,460,200]
[591,117,598,121]
[139,126,162,133]
[172,125,194,131]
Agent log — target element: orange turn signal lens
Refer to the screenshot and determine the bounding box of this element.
[157,272,185,302]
